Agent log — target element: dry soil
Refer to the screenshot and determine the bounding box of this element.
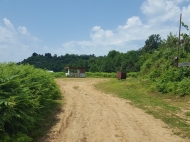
[42,78,189,142]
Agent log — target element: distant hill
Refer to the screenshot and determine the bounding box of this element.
[18,50,142,73]
[18,52,95,72]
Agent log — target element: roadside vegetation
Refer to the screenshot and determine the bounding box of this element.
[0,63,62,142]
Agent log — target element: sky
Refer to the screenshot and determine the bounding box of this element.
[0,0,190,62]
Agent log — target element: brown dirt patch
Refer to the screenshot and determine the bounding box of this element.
[41,78,189,142]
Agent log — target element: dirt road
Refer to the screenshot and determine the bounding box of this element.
[43,78,188,142]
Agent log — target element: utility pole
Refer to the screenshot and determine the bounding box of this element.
[177,13,182,67]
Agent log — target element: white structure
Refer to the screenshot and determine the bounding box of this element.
[65,67,86,78]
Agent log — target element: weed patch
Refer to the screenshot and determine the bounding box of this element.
[73,86,79,90]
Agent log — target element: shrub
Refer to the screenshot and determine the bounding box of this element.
[0,63,61,141]
[53,72,66,78]
[176,78,190,96]
[127,72,138,78]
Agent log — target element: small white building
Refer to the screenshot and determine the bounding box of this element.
[65,66,86,78]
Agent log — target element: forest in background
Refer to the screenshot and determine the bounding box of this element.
[18,34,161,73]
[18,50,141,73]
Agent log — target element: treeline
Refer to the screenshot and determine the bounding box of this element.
[18,51,141,73]
[18,34,162,73]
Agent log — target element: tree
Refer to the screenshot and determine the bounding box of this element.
[122,50,140,72]
[181,21,190,53]
[102,59,115,72]
[32,52,38,56]
[142,34,162,53]
[89,64,99,72]
[45,53,52,58]
[165,32,178,49]
[107,50,119,59]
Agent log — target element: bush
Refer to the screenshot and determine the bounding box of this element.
[176,78,190,96]
[127,72,138,78]
[53,72,66,78]
[152,66,190,95]
[0,63,61,141]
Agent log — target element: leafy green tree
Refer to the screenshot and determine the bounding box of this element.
[45,53,52,58]
[181,21,190,53]
[89,64,99,72]
[32,52,38,56]
[121,50,140,72]
[107,50,119,59]
[164,32,178,49]
[142,34,162,53]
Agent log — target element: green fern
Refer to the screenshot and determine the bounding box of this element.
[0,63,61,141]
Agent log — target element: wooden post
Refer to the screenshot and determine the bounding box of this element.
[177,13,182,67]
[174,57,178,67]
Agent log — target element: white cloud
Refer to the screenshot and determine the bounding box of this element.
[182,5,190,26]
[3,18,14,29]
[118,16,142,29]
[141,0,181,23]
[141,0,190,25]
[91,26,113,42]
[0,26,15,42]
[0,18,41,62]
[18,26,30,35]
[61,18,151,55]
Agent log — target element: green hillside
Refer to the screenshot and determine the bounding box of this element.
[140,29,190,96]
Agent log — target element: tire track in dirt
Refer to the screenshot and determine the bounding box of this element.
[42,78,189,142]
[79,82,128,141]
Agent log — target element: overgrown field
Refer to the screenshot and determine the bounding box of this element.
[85,72,138,78]
[86,72,116,78]
[95,78,190,138]
[0,63,62,142]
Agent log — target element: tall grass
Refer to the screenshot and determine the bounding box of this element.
[86,72,116,78]
[126,72,138,78]
[0,63,62,141]
[52,72,66,78]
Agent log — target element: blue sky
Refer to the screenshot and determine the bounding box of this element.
[0,0,190,62]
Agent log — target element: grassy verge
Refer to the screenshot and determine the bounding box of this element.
[94,77,190,139]
[86,72,116,78]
